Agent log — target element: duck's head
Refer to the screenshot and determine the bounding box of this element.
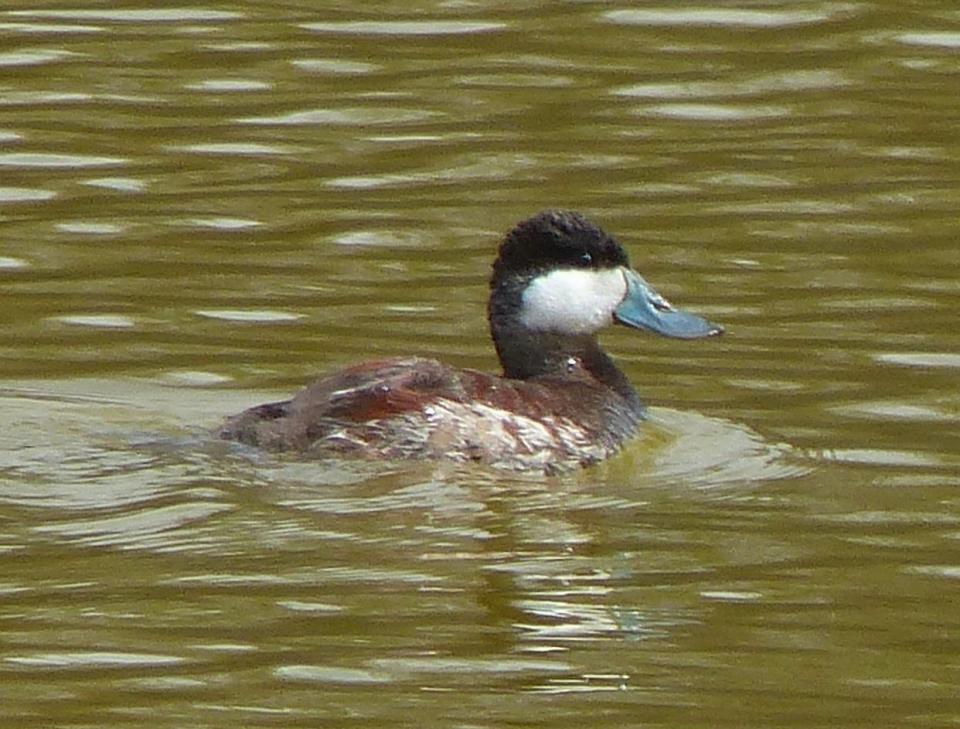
[489,210,722,380]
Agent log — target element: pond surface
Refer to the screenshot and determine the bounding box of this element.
[1,2,959,726]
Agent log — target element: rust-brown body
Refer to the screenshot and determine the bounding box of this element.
[218,356,642,473]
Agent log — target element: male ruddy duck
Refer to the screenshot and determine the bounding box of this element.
[218,210,722,473]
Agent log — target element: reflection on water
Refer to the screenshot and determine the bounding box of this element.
[3,370,957,723]
[2,0,960,726]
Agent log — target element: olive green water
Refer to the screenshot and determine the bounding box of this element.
[2,3,959,727]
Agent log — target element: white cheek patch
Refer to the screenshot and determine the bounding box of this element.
[519,267,627,335]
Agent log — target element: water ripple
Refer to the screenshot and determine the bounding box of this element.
[0,152,126,168]
[0,187,56,202]
[603,6,856,28]
[640,102,790,121]
[82,176,147,192]
[52,314,136,328]
[6,651,186,669]
[0,49,78,67]
[33,501,233,549]
[615,70,851,99]
[274,665,390,684]
[0,256,30,269]
[300,20,506,36]
[292,59,379,74]
[174,142,294,155]
[0,21,102,34]
[7,9,242,22]
[194,309,304,322]
[237,107,440,126]
[894,31,960,48]
[185,79,272,92]
[874,352,960,369]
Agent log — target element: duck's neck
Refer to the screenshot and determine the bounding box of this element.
[490,321,642,411]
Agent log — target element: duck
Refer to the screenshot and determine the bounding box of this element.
[217,210,722,473]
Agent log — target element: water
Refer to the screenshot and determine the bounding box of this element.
[2,2,959,726]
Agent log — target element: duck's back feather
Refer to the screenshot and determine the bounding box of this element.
[218,356,642,472]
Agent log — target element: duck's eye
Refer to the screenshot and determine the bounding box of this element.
[578,252,593,266]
